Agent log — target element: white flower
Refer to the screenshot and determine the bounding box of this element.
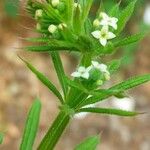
[92,61,110,81]
[48,24,57,33]
[58,23,67,30]
[143,5,150,25]
[92,61,108,73]
[99,12,118,30]
[35,9,43,19]
[71,66,91,79]
[91,26,116,46]
[51,0,60,7]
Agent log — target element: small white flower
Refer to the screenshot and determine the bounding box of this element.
[91,26,116,46]
[92,61,108,73]
[99,12,118,30]
[48,24,57,33]
[35,9,43,19]
[58,23,67,30]
[93,19,100,27]
[51,0,60,7]
[143,5,150,25]
[71,66,91,79]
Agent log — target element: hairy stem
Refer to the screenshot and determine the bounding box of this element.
[38,111,70,150]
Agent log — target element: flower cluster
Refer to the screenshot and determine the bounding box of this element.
[91,12,118,46]
[71,61,110,86]
[34,1,81,37]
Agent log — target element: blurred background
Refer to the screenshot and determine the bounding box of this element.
[0,0,150,149]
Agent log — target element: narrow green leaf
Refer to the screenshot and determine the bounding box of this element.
[74,135,100,150]
[110,74,150,91]
[43,3,63,22]
[24,40,80,52]
[20,98,41,150]
[0,133,4,144]
[109,2,120,17]
[77,107,138,117]
[73,4,82,34]
[50,52,68,99]
[65,0,74,24]
[79,74,150,107]
[114,33,145,47]
[78,0,93,34]
[25,37,50,43]
[116,0,137,34]
[20,57,64,104]
[79,0,93,22]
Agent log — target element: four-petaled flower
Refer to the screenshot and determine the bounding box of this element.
[100,12,118,30]
[91,26,116,46]
[71,66,91,79]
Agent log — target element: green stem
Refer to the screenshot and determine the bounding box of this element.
[38,111,70,150]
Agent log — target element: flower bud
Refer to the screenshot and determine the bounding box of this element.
[104,72,110,81]
[48,24,57,33]
[36,23,41,30]
[74,2,81,10]
[35,9,43,19]
[51,0,60,7]
[93,19,100,27]
[96,80,103,86]
[58,23,67,30]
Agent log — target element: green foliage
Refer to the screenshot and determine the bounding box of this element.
[50,52,68,99]
[77,107,138,117]
[80,74,150,107]
[116,0,137,34]
[74,135,100,150]
[20,57,64,104]
[0,133,4,144]
[25,40,79,52]
[20,98,41,150]
[114,33,145,47]
[20,0,149,149]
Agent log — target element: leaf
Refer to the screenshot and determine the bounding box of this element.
[78,0,93,33]
[79,74,150,107]
[73,4,82,34]
[65,0,74,24]
[108,59,121,74]
[24,40,80,52]
[74,135,100,150]
[110,74,150,91]
[25,37,50,43]
[0,133,4,144]
[109,2,120,17]
[79,0,93,22]
[20,57,64,104]
[50,52,68,99]
[114,33,145,47]
[20,98,41,150]
[77,107,139,117]
[116,0,137,34]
